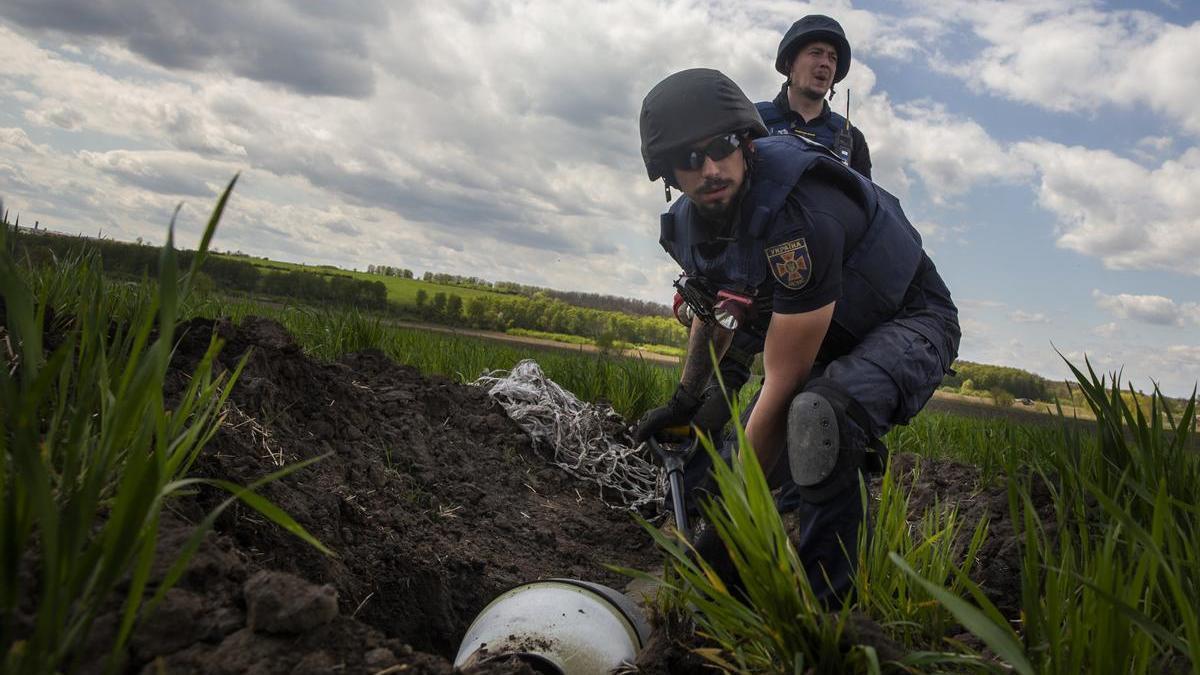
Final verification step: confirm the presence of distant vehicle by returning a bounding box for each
[1016,398,1034,406]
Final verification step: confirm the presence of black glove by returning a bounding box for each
[633,384,704,444]
[691,384,734,443]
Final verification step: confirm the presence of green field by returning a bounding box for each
[213,252,515,306]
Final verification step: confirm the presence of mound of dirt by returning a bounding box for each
[80,316,661,674]
[59,315,1052,673]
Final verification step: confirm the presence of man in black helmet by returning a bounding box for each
[757,15,872,179]
[675,13,877,526]
[635,69,958,606]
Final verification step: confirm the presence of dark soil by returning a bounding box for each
[52,315,1052,674]
[77,316,660,675]
[880,453,1057,619]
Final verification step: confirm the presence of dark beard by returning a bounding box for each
[693,179,739,235]
[695,199,735,222]
[693,181,736,224]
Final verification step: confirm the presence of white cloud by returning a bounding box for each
[0,127,44,153]
[1136,136,1174,154]
[1093,290,1200,327]
[912,220,966,245]
[1018,143,1200,275]
[861,98,1031,203]
[78,150,240,197]
[1132,135,1177,164]
[1010,310,1049,324]
[0,2,1042,303]
[0,0,1195,320]
[0,0,385,98]
[916,2,1200,135]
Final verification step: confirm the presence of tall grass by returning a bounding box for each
[624,391,980,673]
[884,410,1059,481]
[631,354,1197,673]
[855,466,989,652]
[0,181,327,674]
[900,361,1198,674]
[631,433,873,674]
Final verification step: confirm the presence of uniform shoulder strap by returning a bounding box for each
[755,101,787,133]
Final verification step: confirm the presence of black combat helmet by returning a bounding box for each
[775,14,852,83]
[639,68,767,182]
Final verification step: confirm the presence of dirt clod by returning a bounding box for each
[244,570,339,635]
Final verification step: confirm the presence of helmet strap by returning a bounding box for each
[829,83,837,100]
[663,181,672,203]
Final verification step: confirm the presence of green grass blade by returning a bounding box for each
[890,553,1034,675]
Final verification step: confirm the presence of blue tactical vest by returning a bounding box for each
[659,135,924,345]
[755,101,849,159]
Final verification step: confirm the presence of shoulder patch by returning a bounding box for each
[766,238,812,290]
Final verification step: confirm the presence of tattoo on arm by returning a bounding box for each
[679,321,734,396]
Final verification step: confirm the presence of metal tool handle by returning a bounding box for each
[647,434,694,543]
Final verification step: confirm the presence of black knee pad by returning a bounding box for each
[787,378,866,504]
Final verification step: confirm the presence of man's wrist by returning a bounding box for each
[672,382,704,411]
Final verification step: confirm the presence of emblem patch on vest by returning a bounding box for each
[766,238,812,290]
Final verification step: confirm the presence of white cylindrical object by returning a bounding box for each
[454,579,649,675]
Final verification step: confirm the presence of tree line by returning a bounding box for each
[416,271,670,317]
[367,265,414,278]
[413,288,687,347]
[14,231,388,310]
[943,361,1050,401]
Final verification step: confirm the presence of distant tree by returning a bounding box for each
[446,294,463,322]
[465,296,488,327]
[991,388,1014,407]
[596,330,617,353]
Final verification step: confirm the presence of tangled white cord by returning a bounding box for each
[473,359,664,510]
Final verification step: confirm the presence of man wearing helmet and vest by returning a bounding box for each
[673,15,876,519]
[634,69,958,605]
[758,14,872,178]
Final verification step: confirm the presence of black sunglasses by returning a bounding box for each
[670,133,742,171]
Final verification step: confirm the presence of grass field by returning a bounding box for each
[212,252,516,306]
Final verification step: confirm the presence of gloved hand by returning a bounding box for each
[691,384,735,444]
[633,384,704,444]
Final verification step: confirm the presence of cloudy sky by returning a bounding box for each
[1,0,1197,396]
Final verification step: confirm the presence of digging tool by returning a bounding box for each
[646,425,697,543]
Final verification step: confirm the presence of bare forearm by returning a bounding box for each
[742,302,833,484]
[745,378,804,483]
[679,321,733,396]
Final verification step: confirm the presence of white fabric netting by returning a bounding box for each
[473,359,664,511]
